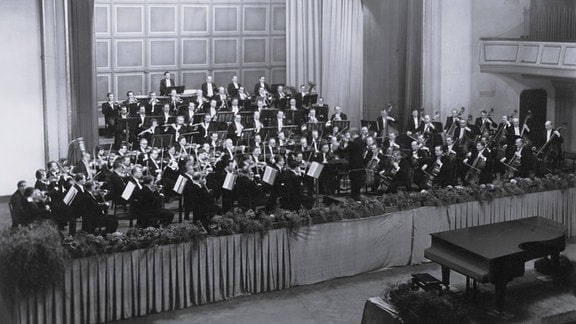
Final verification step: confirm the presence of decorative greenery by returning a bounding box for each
[385,281,470,324]
[534,254,574,283]
[63,222,203,258]
[0,222,70,298]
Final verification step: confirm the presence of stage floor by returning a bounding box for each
[112,239,576,324]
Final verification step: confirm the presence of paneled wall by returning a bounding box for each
[94,0,286,100]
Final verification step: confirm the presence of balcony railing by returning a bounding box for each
[479,40,576,79]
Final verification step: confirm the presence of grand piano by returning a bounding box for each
[424,216,566,310]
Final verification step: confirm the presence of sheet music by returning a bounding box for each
[63,186,78,206]
[307,161,324,179]
[263,166,278,185]
[222,172,237,191]
[173,175,188,194]
[121,181,136,201]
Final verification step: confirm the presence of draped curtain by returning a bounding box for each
[287,0,363,125]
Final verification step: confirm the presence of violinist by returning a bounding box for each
[135,175,174,227]
[82,181,118,234]
[117,143,129,157]
[309,129,321,153]
[251,133,263,149]
[21,187,52,226]
[145,148,163,179]
[184,171,217,228]
[104,159,127,205]
[34,169,50,192]
[220,160,237,212]
[236,164,265,211]
[264,154,286,213]
[281,159,314,211]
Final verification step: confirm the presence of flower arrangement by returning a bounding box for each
[385,281,470,324]
[0,222,70,298]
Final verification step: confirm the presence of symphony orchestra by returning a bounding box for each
[9,73,566,236]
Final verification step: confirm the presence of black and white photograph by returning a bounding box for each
[1,0,576,323]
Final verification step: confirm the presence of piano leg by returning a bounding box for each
[441,266,451,290]
[494,280,508,312]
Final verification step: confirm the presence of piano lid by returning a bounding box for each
[430,217,565,260]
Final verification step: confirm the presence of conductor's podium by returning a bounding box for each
[424,216,566,311]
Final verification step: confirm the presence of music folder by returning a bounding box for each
[121,181,136,201]
[263,166,279,186]
[306,162,324,179]
[63,186,78,206]
[222,172,237,191]
[173,175,188,194]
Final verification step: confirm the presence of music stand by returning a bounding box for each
[126,103,140,115]
[282,125,299,137]
[240,128,254,145]
[262,126,277,139]
[303,94,318,108]
[275,98,288,110]
[180,131,198,144]
[116,117,139,144]
[260,108,280,125]
[305,122,325,133]
[151,134,173,149]
[285,110,304,125]
[239,111,254,124]
[166,86,185,94]
[216,112,235,124]
[314,105,329,121]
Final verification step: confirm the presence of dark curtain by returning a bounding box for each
[68,0,98,151]
[362,0,423,131]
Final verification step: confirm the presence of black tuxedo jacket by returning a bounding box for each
[331,113,348,121]
[253,82,271,95]
[201,82,218,98]
[406,118,423,133]
[102,102,118,120]
[159,78,176,96]
[227,82,241,98]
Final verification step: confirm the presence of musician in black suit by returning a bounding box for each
[158,104,175,128]
[9,180,28,227]
[295,84,308,109]
[330,105,348,121]
[136,176,174,227]
[376,109,397,138]
[159,71,175,96]
[227,113,245,143]
[227,75,241,98]
[281,159,313,211]
[73,152,94,181]
[535,121,564,170]
[201,75,218,99]
[474,110,497,133]
[102,92,120,137]
[103,160,127,205]
[183,172,217,227]
[406,109,423,135]
[273,85,290,109]
[253,76,271,96]
[444,109,460,132]
[82,181,118,234]
[500,138,534,178]
[344,128,366,201]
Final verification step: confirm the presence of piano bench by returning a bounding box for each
[411,273,442,295]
